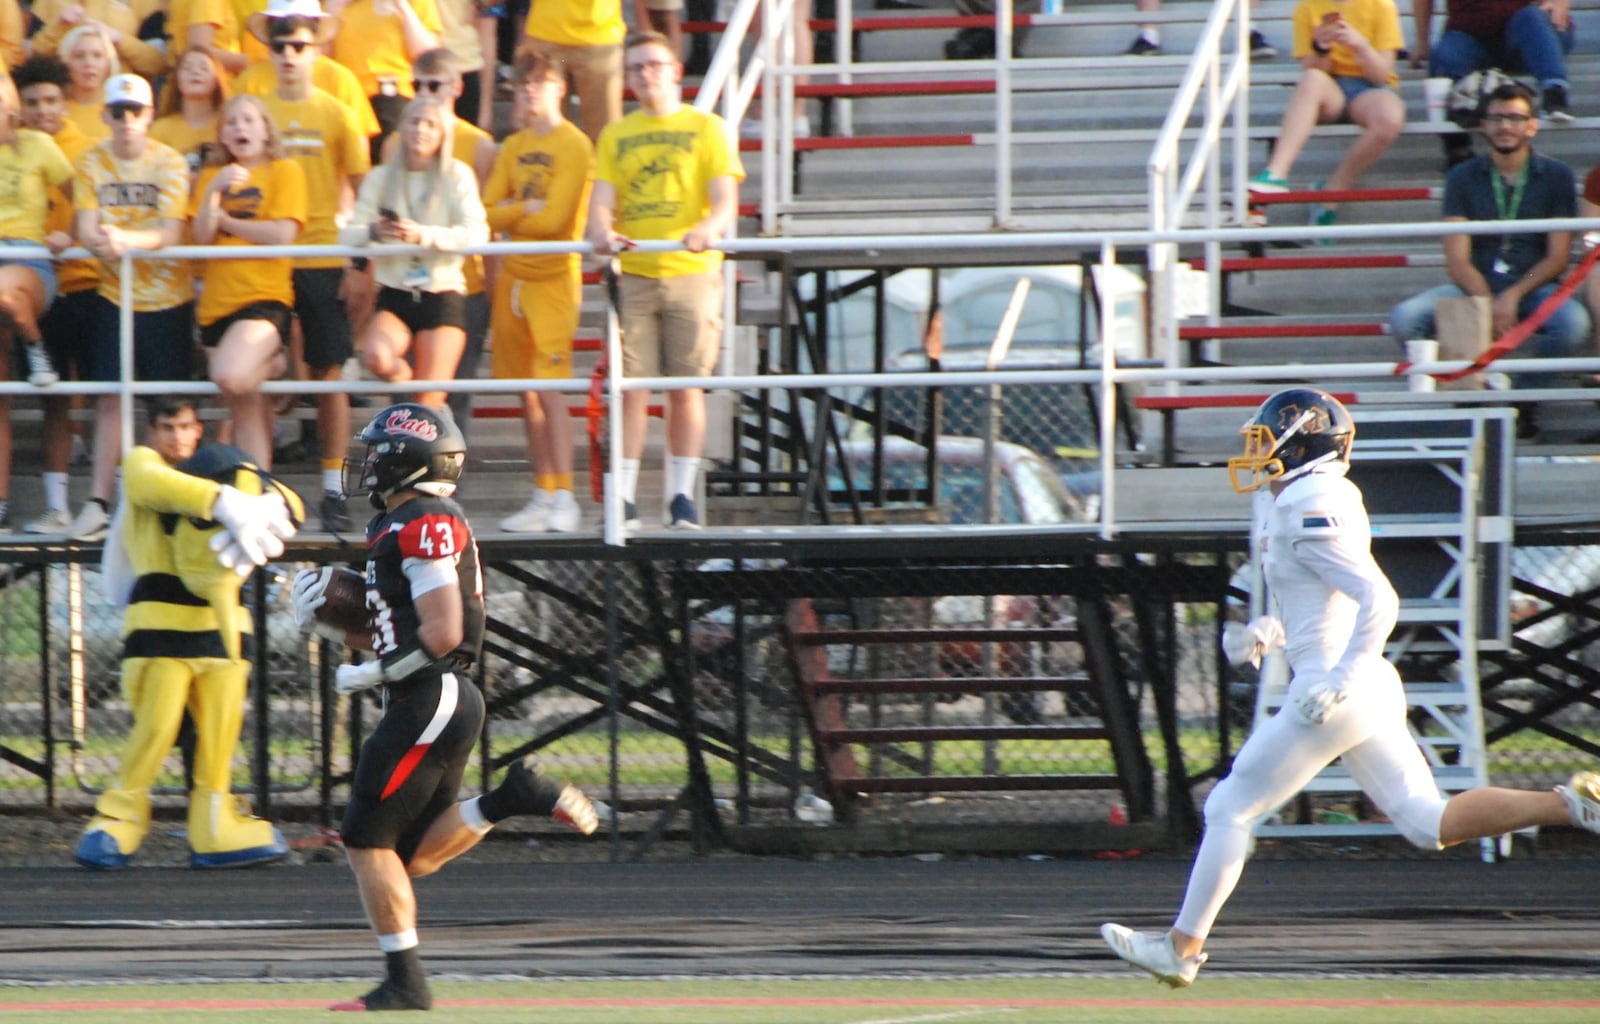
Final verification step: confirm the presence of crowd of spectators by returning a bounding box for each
[0,0,748,537]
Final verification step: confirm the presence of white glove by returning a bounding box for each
[1222,615,1285,668]
[210,485,296,573]
[1294,681,1347,726]
[209,528,286,576]
[292,567,330,626]
[335,660,384,696]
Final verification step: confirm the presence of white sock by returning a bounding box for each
[44,472,68,513]
[377,929,419,953]
[669,456,700,500]
[620,458,641,504]
[459,796,493,835]
[1141,27,1160,45]
[323,469,342,493]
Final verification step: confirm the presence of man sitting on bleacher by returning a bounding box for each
[1388,81,1590,438]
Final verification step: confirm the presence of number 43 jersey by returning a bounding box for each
[365,495,486,671]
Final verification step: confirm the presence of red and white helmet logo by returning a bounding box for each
[383,409,439,442]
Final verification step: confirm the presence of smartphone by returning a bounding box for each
[379,207,399,221]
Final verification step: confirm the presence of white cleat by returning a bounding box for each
[1557,771,1600,834]
[1100,923,1206,988]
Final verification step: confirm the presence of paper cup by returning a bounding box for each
[1424,77,1452,125]
[1405,338,1439,392]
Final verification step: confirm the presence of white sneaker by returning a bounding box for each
[22,341,58,387]
[499,491,552,533]
[1100,923,1206,988]
[1557,771,1600,833]
[69,501,110,542]
[23,508,73,535]
[545,489,581,533]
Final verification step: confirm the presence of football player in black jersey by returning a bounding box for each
[290,402,599,1013]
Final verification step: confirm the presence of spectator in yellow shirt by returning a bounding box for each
[30,0,169,78]
[15,54,99,536]
[191,95,309,467]
[588,31,743,530]
[71,74,195,542]
[152,48,233,176]
[327,0,443,148]
[237,0,382,139]
[60,24,120,142]
[0,0,25,69]
[0,75,75,530]
[486,53,594,534]
[249,0,373,530]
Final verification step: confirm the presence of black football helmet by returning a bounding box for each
[346,403,466,509]
[1228,388,1355,493]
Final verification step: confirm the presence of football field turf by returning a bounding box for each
[2,978,1598,1023]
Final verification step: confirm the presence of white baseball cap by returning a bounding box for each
[104,74,153,109]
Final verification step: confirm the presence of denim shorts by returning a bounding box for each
[1336,75,1395,112]
[0,239,59,311]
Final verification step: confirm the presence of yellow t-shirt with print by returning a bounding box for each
[47,121,99,295]
[261,89,373,269]
[331,0,444,98]
[0,129,76,243]
[485,119,593,282]
[235,58,383,138]
[524,0,625,48]
[190,158,307,324]
[595,105,744,279]
[1291,0,1403,86]
[74,139,194,311]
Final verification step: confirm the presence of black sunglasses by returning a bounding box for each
[108,104,146,120]
[270,40,312,55]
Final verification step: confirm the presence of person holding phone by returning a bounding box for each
[1247,0,1406,235]
[340,96,488,411]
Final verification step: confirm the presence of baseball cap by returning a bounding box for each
[104,74,153,109]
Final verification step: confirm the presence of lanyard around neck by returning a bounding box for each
[1490,161,1529,222]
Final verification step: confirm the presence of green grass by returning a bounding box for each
[0,977,1595,1024]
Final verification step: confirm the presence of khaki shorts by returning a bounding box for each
[520,39,622,141]
[618,270,722,378]
[642,0,684,11]
[491,272,581,380]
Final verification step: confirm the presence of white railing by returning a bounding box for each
[19,215,1600,546]
[1146,0,1253,386]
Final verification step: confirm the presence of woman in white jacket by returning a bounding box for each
[341,96,488,411]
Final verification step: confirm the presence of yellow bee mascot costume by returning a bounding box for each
[76,443,304,869]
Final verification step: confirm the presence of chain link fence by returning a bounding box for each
[2,541,1598,858]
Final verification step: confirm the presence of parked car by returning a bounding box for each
[830,434,1088,525]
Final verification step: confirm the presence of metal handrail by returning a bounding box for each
[38,215,1600,544]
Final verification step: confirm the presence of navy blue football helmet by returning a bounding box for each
[1228,388,1355,493]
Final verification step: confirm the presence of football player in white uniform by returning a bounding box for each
[1101,387,1600,988]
